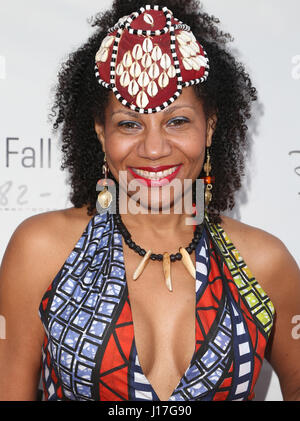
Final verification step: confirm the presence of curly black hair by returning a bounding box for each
[50,0,257,223]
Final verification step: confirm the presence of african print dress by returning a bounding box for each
[39,211,275,401]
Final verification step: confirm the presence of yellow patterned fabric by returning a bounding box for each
[207,218,275,337]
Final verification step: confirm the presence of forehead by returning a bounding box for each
[106,86,203,115]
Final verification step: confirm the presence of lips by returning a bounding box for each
[128,164,182,187]
[132,165,178,172]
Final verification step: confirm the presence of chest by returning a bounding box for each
[123,243,197,368]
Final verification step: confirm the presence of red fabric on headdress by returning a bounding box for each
[95,5,209,113]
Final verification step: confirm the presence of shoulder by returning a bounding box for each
[1,206,93,297]
[219,214,300,306]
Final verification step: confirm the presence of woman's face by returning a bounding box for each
[95,86,215,212]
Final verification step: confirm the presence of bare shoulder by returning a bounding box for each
[219,214,300,304]
[1,206,93,298]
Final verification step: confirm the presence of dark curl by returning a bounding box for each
[50,0,257,223]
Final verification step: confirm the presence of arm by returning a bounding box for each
[0,216,56,400]
[220,216,300,401]
[263,241,300,401]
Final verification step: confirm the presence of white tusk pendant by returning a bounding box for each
[179,247,196,279]
[133,250,152,281]
[163,252,173,292]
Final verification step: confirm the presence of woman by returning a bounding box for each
[0,0,299,401]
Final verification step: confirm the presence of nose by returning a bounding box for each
[137,123,172,160]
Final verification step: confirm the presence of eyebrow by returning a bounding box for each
[111,104,195,119]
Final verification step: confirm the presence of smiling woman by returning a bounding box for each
[0,0,300,402]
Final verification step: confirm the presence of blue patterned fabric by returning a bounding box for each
[39,211,274,401]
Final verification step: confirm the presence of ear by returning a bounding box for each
[206,114,217,148]
[94,120,106,152]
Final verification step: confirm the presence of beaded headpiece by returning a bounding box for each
[95,4,209,113]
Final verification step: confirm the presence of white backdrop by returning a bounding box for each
[1,0,300,401]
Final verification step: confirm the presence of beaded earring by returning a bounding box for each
[203,148,215,208]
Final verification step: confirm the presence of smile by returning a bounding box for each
[131,165,179,180]
[128,164,182,186]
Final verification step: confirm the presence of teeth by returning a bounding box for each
[131,166,179,180]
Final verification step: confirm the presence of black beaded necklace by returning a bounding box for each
[113,212,203,262]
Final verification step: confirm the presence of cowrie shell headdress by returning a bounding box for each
[95,5,209,113]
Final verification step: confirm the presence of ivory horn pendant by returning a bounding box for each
[163,252,173,292]
[179,247,196,279]
[133,249,152,281]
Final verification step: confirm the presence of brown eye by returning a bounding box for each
[167,117,190,127]
[118,120,141,130]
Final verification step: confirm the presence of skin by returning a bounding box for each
[0,87,300,401]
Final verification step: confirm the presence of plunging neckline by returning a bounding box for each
[116,222,205,401]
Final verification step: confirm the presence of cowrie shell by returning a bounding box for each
[132,44,143,61]
[142,38,153,53]
[95,48,108,63]
[102,35,115,49]
[189,41,200,54]
[151,45,162,61]
[144,13,154,25]
[119,71,130,87]
[195,55,207,68]
[128,79,139,96]
[167,65,176,78]
[160,53,171,70]
[130,62,142,78]
[116,63,124,76]
[138,71,150,88]
[176,34,188,46]
[158,71,169,89]
[182,57,193,71]
[141,53,152,69]
[179,45,191,58]
[122,51,133,68]
[187,44,197,57]
[191,57,201,71]
[136,91,149,109]
[148,62,160,80]
[180,31,194,42]
[147,80,158,97]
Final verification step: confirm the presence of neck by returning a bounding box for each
[118,200,195,236]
